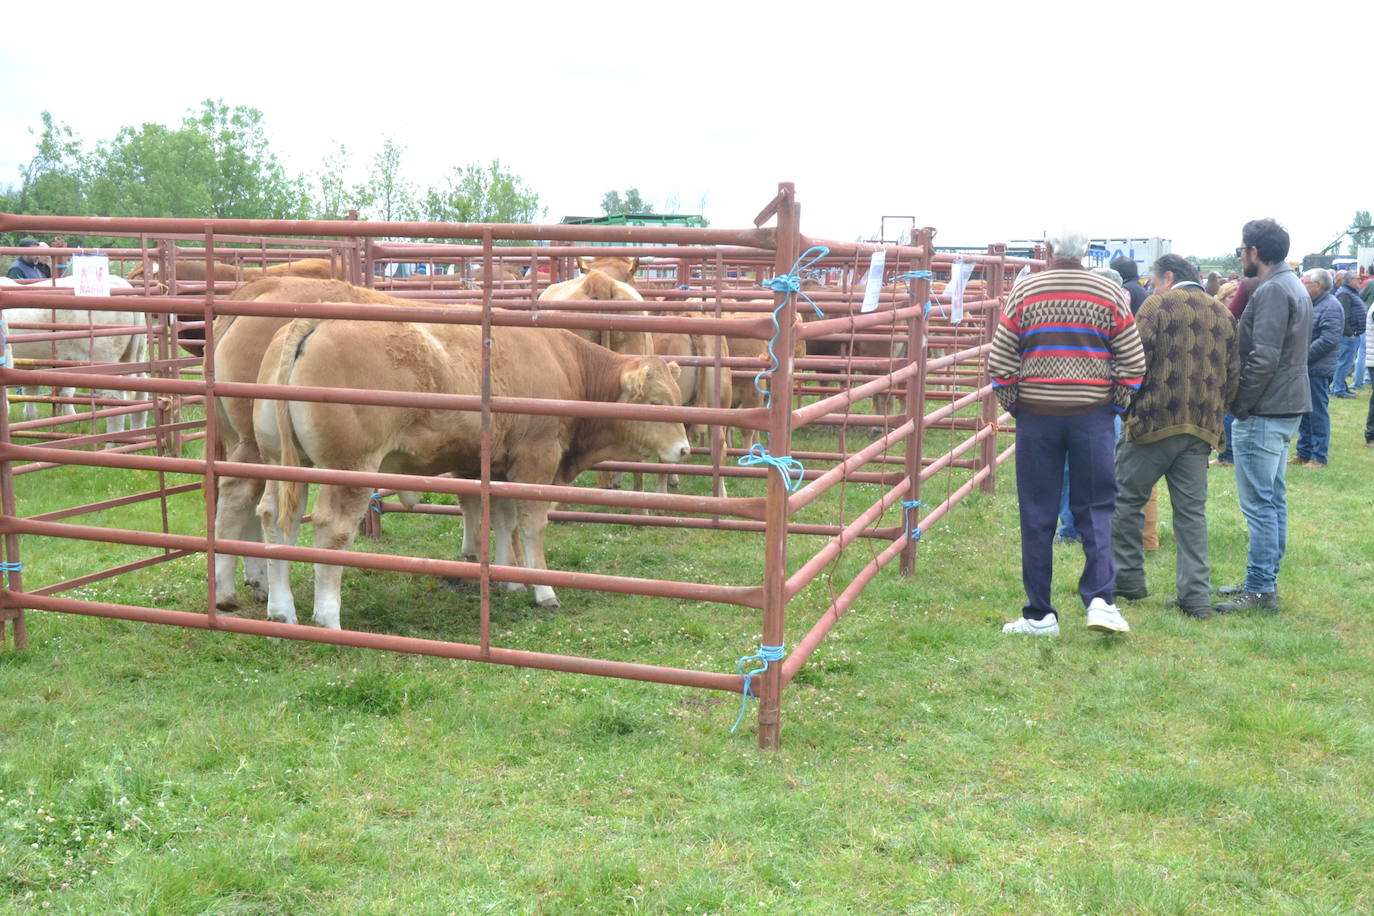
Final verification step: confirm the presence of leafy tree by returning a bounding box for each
[183,99,310,219]
[352,138,418,223]
[424,159,544,233]
[600,188,654,215]
[1349,210,1373,254]
[313,142,359,220]
[16,112,88,218]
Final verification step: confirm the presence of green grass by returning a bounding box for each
[2,394,1374,913]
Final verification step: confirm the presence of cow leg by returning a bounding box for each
[99,388,127,448]
[309,484,372,630]
[515,500,559,608]
[213,473,267,609]
[257,480,305,625]
[458,495,524,592]
[21,386,40,421]
[58,386,76,417]
[458,493,481,562]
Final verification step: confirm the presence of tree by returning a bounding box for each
[183,99,310,219]
[600,188,654,215]
[313,142,360,220]
[1349,210,1373,254]
[425,160,543,226]
[17,111,88,218]
[352,138,418,223]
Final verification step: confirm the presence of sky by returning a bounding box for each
[3,0,1372,260]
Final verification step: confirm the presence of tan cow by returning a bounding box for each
[576,255,638,284]
[538,268,652,356]
[652,316,733,492]
[252,319,690,628]
[211,277,411,608]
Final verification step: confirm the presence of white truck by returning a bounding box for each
[1087,237,1171,275]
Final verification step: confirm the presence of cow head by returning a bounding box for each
[578,256,639,284]
[616,357,691,463]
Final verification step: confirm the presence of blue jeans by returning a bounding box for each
[1217,412,1235,462]
[1353,334,1367,389]
[1232,414,1302,594]
[1332,336,1360,394]
[1296,375,1332,464]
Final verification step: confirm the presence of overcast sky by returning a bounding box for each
[3,0,1371,259]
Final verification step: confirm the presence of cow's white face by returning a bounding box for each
[618,359,691,463]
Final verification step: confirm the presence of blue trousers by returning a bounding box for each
[1016,406,1118,619]
[1354,334,1368,389]
[1332,336,1361,394]
[1296,375,1332,464]
[1232,414,1302,594]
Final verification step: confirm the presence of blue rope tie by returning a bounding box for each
[889,269,943,319]
[0,560,20,586]
[901,499,931,540]
[754,245,830,406]
[738,443,805,492]
[731,643,786,734]
[370,492,383,515]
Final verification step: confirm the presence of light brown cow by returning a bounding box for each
[576,255,638,284]
[538,268,652,356]
[652,316,733,492]
[252,319,690,627]
[211,277,411,608]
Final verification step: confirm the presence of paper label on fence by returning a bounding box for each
[861,250,886,313]
[71,254,111,297]
[947,260,974,324]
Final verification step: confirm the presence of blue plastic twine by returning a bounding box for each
[370,492,383,515]
[738,443,805,492]
[0,560,21,586]
[731,643,786,734]
[754,245,830,407]
[888,269,942,319]
[901,499,931,540]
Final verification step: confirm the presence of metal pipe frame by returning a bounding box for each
[0,196,1034,751]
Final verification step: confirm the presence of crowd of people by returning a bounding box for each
[990,220,1370,635]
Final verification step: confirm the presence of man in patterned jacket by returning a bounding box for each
[1111,254,1239,618]
[989,233,1147,636]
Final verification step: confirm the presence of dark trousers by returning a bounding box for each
[1112,434,1212,609]
[1296,374,1332,464]
[1365,383,1374,443]
[1015,406,1118,619]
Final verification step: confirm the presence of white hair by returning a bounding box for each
[1301,268,1332,292]
[1092,267,1124,286]
[1046,233,1089,263]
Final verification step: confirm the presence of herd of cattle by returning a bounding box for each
[2,256,821,630]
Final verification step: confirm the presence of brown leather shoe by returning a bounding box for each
[1303,460,1326,468]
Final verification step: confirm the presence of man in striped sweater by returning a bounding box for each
[988,233,1147,636]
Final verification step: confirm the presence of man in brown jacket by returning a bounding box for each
[1111,254,1239,618]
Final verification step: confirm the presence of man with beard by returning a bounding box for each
[1216,219,1311,614]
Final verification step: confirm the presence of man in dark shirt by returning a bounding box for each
[1331,271,1366,397]
[4,238,52,280]
[1111,255,1150,314]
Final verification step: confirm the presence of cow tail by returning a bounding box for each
[273,318,320,532]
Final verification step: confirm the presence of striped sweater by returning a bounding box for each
[988,267,1146,416]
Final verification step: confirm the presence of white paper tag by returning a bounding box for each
[1012,265,1032,288]
[861,250,887,313]
[947,260,974,324]
[71,254,111,297]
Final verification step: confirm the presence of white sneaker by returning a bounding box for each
[1086,597,1130,633]
[1002,615,1059,636]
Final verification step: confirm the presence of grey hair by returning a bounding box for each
[1046,232,1090,262]
[1092,267,1124,286]
[1301,268,1332,292]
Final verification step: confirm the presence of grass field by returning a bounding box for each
[1,393,1373,914]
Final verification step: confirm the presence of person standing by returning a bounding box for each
[1111,255,1151,314]
[1294,269,1343,467]
[4,238,52,280]
[1216,219,1311,614]
[1331,271,1365,398]
[989,233,1146,635]
[1358,267,1374,392]
[1111,255,1238,618]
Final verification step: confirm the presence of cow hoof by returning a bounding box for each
[215,594,241,612]
[537,595,562,609]
[267,612,297,625]
[245,581,268,602]
[501,582,528,594]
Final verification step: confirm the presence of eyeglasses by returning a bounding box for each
[1236,246,1249,258]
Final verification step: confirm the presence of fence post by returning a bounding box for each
[978,243,1007,493]
[756,182,798,750]
[900,229,935,575]
[0,357,26,649]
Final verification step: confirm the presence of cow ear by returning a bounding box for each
[577,257,591,273]
[620,365,649,398]
[627,257,639,274]
[666,360,681,379]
